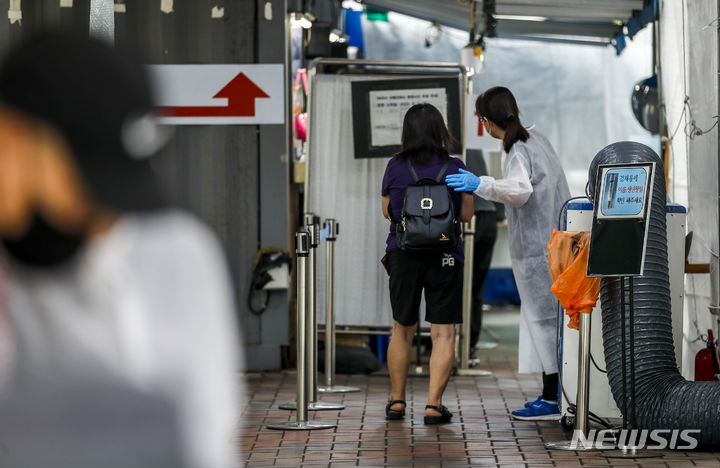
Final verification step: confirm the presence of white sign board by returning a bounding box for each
[149,64,284,125]
[368,87,447,146]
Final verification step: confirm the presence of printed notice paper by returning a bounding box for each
[368,88,447,147]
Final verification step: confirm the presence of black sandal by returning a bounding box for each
[385,400,406,420]
[424,405,452,424]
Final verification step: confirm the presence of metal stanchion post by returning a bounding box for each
[457,216,492,377]
[545,311,596,451]
[319,219,359,393]
[307,220,319,402]
[281,215,344,411]
[268,231,335,430]
[575,312,592,435]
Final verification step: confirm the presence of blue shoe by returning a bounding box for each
[524,395,542,408]
[511,399,560,421]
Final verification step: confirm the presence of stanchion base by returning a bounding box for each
[456,368,493,376]
[279,401,345,411]
[411,366,430,377]
[309,401,345,410]
[601,448,663,459]
[481,327,501,341]
[318,385,360,393]
[475,341,498,350]
[266,421,336,431]
[544,440,603,451]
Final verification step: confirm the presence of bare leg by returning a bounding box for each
[427,323,455,416]
[387,321,417,411]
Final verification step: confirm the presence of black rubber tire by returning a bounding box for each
[560,415,575,431]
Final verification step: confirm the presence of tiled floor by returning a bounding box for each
[238,310,720,467]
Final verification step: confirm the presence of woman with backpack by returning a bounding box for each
[445,87,571,421]
[381,103,473,424]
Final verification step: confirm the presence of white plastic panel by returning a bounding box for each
[560,205,685,421]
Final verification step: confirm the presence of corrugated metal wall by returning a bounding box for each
[0,0,289,370]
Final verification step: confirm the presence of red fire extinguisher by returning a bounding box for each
[694,329,720,381]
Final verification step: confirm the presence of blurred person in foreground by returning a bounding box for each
[0,32,240,467]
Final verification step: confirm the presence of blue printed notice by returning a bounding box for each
[600,167,648,217]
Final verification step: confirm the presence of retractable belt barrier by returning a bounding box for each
[267,230,335,431]
[279,214,344,413]
[319,218,360,393]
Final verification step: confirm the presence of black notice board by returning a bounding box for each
[587,219,646,276]
[350,77,463,159]
[586,162,654,277]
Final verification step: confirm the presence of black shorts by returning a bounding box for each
[387,250,463,326]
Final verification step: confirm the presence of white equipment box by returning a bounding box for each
[559,200,686,424]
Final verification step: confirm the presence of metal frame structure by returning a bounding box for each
[303,58,485,374]
[303,58,468,216]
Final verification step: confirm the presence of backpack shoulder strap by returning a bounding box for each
[405,159,420,183]
[434,159,452,183]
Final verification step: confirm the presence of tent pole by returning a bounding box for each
[716,0,720,336]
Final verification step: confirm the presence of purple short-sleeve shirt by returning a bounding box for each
[381,154,466,261]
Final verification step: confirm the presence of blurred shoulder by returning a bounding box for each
[128,210,225,265]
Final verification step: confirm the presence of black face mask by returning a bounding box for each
[1,213,86,268]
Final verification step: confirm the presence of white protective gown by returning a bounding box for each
[475,128,570,374]
[1,210,241,468]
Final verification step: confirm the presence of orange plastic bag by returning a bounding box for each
[547,230,601,330]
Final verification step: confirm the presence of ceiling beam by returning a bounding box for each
[363,0,623,40]
[496,5,635,22]
[497,18,620,38]
[497,0,643,8]
[364,0,643,23]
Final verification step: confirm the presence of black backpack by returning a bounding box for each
[396,159,460,251]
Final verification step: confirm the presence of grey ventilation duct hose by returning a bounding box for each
[588,141,720,446]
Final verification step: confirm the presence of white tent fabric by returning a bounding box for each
[363,12,658,197]
[660,0,719,379]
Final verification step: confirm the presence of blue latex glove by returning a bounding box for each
[445,168,481,192]
[319,224,331,241]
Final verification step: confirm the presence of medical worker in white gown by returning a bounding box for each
[446,87,570,420]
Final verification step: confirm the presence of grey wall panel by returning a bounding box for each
[115,1,264,365]
[254,0,290,368]
[0,0,90,57]
[0,0,19,57]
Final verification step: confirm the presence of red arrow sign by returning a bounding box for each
[158,72,270,118]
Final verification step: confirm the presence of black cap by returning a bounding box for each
[0,32,171,212]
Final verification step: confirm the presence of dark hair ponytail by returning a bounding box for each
[502,114,529,153]
[475,87,529,153]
